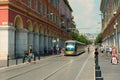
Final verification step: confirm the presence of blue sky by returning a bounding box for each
[69,0,101,34]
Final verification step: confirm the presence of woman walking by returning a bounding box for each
[111,46,118,64]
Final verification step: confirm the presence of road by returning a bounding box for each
[0,51,95,80]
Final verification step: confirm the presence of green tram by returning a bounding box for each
[64,40,85,56]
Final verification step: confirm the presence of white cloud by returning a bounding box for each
[69,0,101,33]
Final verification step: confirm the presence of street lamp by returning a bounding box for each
[43,12,54,19]
[113,11,118,53]
[114,22,118,53]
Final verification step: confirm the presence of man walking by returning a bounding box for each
[94,48,99,65]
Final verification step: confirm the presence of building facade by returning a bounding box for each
[100,0,120,52]
[0,0,74,61]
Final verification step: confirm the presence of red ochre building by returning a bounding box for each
[0,0,75,62]
[100,0,120,52]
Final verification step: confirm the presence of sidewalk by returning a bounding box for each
[0,55,59,69]
[99,53,120,80]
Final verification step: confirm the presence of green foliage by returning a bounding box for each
[94,32,102,44]
[72,32,92,45]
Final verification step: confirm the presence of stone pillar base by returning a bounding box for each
[0,54,7,60]
[0,54,7,67]
[0,60,7,68]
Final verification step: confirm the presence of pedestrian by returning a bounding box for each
[111,46,118,64]
[109,46,112,56]
[61,47,65,56]
[53,46,57,54]
[50,47,54,55]
[24,50,31,63]
[88,46,90,53]
[100,46,104,53]
[94,48,99,65]
[106,46,110,56]
[29,45,34,61]
[57,47,59,55]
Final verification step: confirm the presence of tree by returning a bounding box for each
[95,32,102,44]
[72,32,79,41]
[72,32,92,45]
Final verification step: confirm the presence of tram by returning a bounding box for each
[64,40,85,56]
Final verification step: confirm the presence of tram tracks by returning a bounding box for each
[5,56,70,80]
[1,52,94,80]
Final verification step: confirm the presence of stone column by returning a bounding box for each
[44,35,49,54]
[118,32,120,52]
[48,36,52,50]
[28,31,33,49]
[0,26,15,60]
[15,28,28,57]
[39,34,44,55]
[33,32,39,53]
[0,26,15,67]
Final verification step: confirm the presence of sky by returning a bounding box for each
[69,0,101,34]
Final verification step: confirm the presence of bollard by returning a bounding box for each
[95,57,99,65]
[38,53,40,60]
[23,57,25,63]
[7,55,9,67]
[96,77,103,80]
[96,70,101,77]
[95,65,100,70]
[15,54,18,65]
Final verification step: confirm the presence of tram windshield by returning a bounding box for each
[65,42,75,51]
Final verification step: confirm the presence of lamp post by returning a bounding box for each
[114,22,118,54]
[113,11,119,54]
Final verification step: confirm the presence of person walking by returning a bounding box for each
[29,45,35,61]
[109,46,112,56]
[106,46,110,56]
[111,46,118,64]
[94,48,99,65]
[100,46,104,53]
[88,46,90,53]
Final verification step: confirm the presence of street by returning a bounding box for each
[0,50,95,80]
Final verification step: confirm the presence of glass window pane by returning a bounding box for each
[65,42,75,51]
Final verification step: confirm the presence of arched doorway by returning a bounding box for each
[33,23,39,53]
[14,15,28,57]
[39,25,44,55]
[27,20,33,50]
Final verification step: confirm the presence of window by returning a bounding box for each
[65,42,75,51]
[48,9,51,19]
[17,0,21,1]
[50,11,53,20]
[40,2,43,15]
[51,0,58,9]
[34,0,37,10]
[28,0,31,7]
[43,4,46,16]
[48,0,51,3]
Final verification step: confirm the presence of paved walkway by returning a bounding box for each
[0,55,59,69]
[99,53,120,80]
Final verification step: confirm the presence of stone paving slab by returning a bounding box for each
[99,53,120,80]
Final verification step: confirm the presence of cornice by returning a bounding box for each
[100,0,104,11]
[64,0,73,12]
[0,1,9,4]
[0,1,63,32]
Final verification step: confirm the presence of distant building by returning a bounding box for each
[80,33,97,42]
[100,0,120,51]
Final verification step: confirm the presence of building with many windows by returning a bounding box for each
[0,0,74,62]
[100,0,120,52]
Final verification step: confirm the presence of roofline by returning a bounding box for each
[100,0,104,11]
[64,0,73,12]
